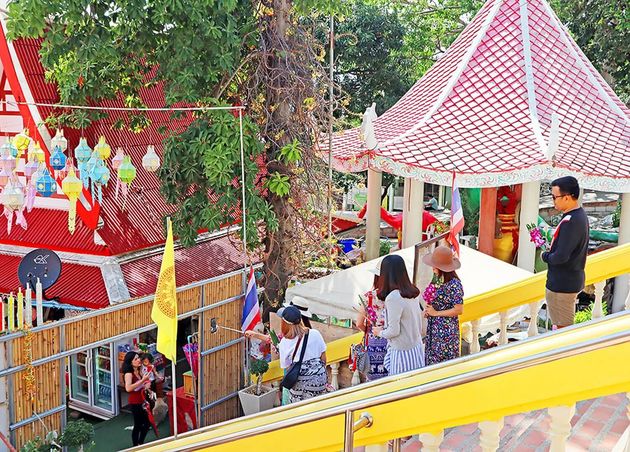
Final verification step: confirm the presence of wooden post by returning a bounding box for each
[478,187,498,256]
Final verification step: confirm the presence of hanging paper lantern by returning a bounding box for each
[0,169,11,187]
[118,156,137,185]
[27,142,46,164]
[89,159,110,203]
[1,177,26,234]
[94,136,111,160]
[117,156,136,208]
[50,129,68,152]
[74,138,92,187]
[13,129,31,157]
[1,142,18,159]
[35,168,58,197]
[0,148,16,173]
[50,145,67,178]
[61,168,82,234]
[112,148,125,199]
[142,145,161,172]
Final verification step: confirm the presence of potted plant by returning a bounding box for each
[238,358,278,416]
[59,420,95,452]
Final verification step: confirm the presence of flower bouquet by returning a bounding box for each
[422,275,442,305]
[358,293,377,325]
[526,223,551,250]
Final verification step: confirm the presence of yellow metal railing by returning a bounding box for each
[263,243,630,382]
[138,312,630,451]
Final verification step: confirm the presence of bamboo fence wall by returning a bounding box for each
[2,271,245,449]
[200,274,245,426]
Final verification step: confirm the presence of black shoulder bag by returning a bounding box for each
[280,331,310,390]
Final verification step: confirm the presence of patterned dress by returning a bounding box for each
[365,292,388,381]
[425,278,464,365]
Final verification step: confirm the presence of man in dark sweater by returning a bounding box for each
[541,176,589,328]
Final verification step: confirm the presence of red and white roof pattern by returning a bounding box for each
[325,0,630,192]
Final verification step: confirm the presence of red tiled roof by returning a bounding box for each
[325,0,630,192]
[0,208,108,255]
[121,234,249,299]
[0,254,109,309]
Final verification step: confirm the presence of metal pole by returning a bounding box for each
[171,360,178,438]
[343,409,354,452]
[327,14,334,266]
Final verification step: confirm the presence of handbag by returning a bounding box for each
[280,331,310,390]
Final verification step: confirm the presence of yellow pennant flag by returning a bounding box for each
[151,218,178,361]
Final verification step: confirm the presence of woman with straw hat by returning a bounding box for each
[422,245,464,365]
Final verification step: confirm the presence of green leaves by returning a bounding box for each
[265,172,291,197]
[278,139,302,164]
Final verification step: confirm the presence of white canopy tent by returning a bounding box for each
[286,245,534,340]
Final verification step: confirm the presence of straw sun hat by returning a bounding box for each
[422,245,461,272]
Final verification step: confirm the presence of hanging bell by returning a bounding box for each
[61,168,83,234]
[35,168,58,197]
[50,129,68,152]
[1,142,18,159]
[94,136,111,160]
[13,129,31,156]
[142,145,161,172]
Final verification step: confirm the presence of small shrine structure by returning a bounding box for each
[323,0,629,295]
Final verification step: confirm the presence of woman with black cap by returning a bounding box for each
[278,305,327,403]
[422,245,464,365]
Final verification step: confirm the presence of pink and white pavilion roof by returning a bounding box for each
[325,0,630,192]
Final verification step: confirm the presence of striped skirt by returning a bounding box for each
[383,342,425,376]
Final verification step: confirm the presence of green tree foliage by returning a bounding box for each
[551,0,629,104]
[7,0,343,306]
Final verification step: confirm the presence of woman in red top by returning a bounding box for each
[122,352,151,446]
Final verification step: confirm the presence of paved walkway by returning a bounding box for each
[379,393,629,451]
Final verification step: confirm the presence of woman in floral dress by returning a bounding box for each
[422,246,465,365]
[357,264,388,380]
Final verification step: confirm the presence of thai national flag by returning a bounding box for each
[448,172,465,257]
[241,267,261,332]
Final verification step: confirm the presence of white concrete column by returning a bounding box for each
[329,362,339,390]
[366,169,383,261]
[548,404,576,451]
[613,193,630,312]
[401,177,424,249]
[479,418,504,452]
[517,181,541,272]
[419,431,444,451]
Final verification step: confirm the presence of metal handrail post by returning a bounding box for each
[343,409,354,452]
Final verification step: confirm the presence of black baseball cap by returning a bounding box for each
[277,306,301,324]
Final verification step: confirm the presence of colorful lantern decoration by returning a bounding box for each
[89,158,110,203]
[61,168,82,234]
[74,138,92,187]
[142,145,161,172]
[1,176,26,234]
[1,141,18,159]
[13,129,31,157]
[35,168,58,197]
[94,136,111,160]
[0,169,11,188]
[27,142,46,164]
[50,129,68,153]
[118,156,136,208]
[0,146,15,187]
[50,145,67,178]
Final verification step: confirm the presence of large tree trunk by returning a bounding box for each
[260,0,296,312]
